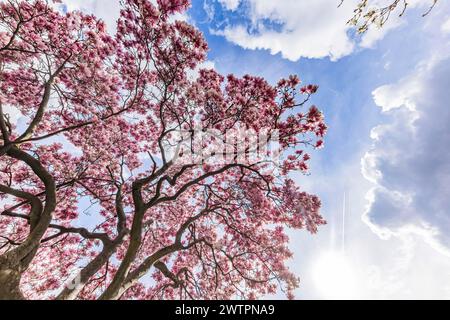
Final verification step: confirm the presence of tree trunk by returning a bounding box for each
[0,268,24,300]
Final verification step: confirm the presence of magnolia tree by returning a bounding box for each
[0,0,326,300]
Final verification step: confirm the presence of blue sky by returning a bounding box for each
[33,0,450,299]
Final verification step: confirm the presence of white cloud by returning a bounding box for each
[218,0,241,11]
[210,0,445,61]
[362,52,450,257]
[212,0,358,61]
[360,0,450,258]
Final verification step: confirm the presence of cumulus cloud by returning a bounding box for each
[211,0,358,61]
[362,53,450,256]
[209,0,442,61]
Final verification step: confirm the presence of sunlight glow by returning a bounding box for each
[311,251,359,299]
